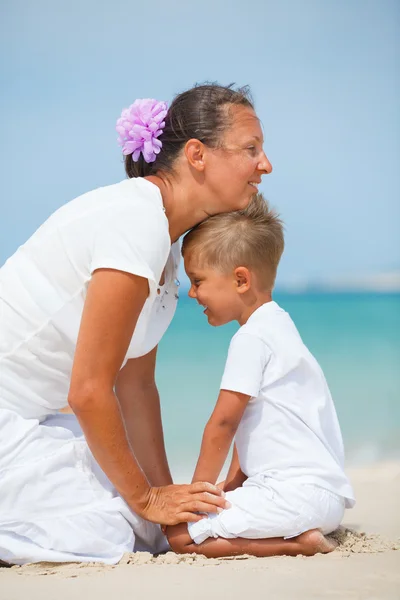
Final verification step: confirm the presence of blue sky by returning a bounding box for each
[1,0,399,287]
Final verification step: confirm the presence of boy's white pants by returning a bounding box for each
[188,474,345,545]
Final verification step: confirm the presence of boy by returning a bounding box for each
[167,194,355,558]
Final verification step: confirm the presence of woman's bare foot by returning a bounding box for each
[295,529,338,556]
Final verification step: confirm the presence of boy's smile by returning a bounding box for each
[184,256,242,327]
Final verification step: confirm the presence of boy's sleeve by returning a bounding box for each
[220,333,271,398]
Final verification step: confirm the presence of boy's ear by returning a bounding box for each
[234,267,251,294]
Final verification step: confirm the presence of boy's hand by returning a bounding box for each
[223,471,247,493]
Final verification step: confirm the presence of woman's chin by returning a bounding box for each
[224,193,253,213]
[241,191,255,208]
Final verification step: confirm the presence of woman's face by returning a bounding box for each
[203,105,272,214]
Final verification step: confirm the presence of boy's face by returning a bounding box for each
[184,253,242,327]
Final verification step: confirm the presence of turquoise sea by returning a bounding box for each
[156,292,400,481]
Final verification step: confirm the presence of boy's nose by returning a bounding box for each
[188,286,196,299]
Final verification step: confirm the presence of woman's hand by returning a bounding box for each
[138,482,230,525]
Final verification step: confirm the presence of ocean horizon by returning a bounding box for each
[156,291,400,481]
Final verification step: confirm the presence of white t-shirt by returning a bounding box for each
[221,301,355,507]
[0,177,180,420]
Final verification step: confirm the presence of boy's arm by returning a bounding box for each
[192,390,250,485]
[223,443,247,492]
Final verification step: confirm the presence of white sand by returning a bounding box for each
[1,462,399,600]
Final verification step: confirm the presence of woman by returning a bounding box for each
[0,83,272,564]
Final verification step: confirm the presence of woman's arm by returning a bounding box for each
[68,268,227,524]
[192,390,250,485]
[115,348,173,487]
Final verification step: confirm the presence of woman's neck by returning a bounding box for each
[145,174,209,243]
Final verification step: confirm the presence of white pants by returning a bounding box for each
[188,474,345,545]
[0,409,168,565]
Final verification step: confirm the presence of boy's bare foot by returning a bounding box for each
[295,529,338,555]
[167,524,338,559]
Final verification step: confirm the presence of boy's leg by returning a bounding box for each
[166,523,337,558]
[166,478,344,558]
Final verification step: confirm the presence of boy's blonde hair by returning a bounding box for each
[182,194,284,290]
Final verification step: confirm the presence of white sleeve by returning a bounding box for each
[90,205,170,286]
[220,333,270,398]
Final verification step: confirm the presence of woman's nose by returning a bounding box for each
[259,152,273,174]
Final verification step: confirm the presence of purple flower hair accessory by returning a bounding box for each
[116,98,168,163]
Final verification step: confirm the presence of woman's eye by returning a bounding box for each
[247,146,257,155]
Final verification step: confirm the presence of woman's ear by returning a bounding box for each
[184,139,205,172]
[235,267,251,294]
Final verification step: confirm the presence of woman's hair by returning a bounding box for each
[125,83,254,178]
[182,194,285,291]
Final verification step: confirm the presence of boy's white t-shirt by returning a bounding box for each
[0,177,180,420]
[220,301,355,507]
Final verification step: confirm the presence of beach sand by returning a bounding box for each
[1,462,399,600]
